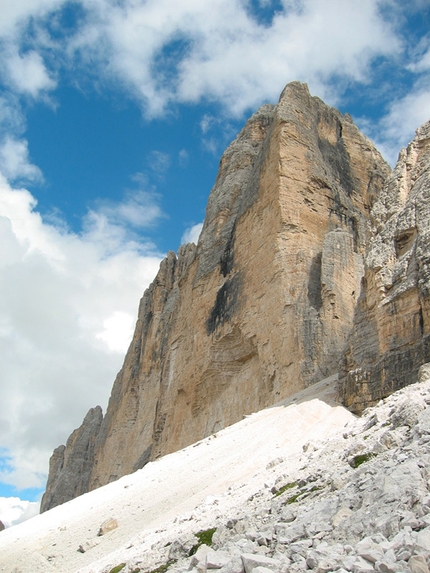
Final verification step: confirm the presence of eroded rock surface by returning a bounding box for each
[341,120,430,413]
[40,406,103,512]
[43,82,389,510]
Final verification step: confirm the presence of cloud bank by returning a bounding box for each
[0,496,40,528]
[0,1,428,155]
[0,175,162,490]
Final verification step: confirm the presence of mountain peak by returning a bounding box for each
[40,81,430,516]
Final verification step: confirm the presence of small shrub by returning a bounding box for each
[352,452,376,468]
[109,565,126,573]
[188,527,217,555]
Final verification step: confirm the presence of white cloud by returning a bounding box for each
[410,46,430,73]
[0,0,63,37]
[5,49,56,97]
[200,114,216,134]
[358,77,430,166]
[147,151,171,175]
[61,0,402,117]
[89,189,164,237]
[0,177,162,489]
[96,311,135,353]
[181,222,203,245]
[0,496,40,528]
[0,137,43,183]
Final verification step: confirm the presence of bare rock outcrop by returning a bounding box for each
[341,120,430,413]
[42,82,389,510]
[40,406,103,512]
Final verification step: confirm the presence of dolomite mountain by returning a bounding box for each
[41,81,430,513]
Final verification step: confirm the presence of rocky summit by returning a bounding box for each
[41,81,430,513]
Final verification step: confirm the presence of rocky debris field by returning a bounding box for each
[86,368,430,573]
[4,371,430,573]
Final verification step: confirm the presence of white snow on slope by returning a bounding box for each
[0,378,354,573]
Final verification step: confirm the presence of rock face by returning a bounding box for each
[40,407,103,512]
[341,120,430,412]
[42,81,390,511]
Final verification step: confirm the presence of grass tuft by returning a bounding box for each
[352,453,377,468]
[144,559,177,573]
[188,527,217,556]
[273,481,297,498]
[109,565,126,573]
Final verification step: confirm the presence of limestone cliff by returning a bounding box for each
[41,407,103,511]
[41,82,389,511]
[341,120,430,412]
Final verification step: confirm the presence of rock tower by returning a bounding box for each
[42,81,407,511]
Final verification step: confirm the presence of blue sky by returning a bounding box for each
[0,0,429,524]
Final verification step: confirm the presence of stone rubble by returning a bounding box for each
[110,368,430,573]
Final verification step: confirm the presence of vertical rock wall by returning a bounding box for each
[41,82,389,511]
[341,120,430,412]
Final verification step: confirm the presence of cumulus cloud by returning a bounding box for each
[371,82,430,165]
[52,0,401,119]
[0,496,40,527]
[0,0,426,154]
[0,0,63,37]
[0,137,43,183]
[4,50,56,97]
[0,176,162,490]
[181,222,203,245]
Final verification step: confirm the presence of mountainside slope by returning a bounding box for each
[0,378,354,573]
[41,82,390,511]
[4,370,430,573]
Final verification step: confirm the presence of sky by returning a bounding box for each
[0,0,429,526]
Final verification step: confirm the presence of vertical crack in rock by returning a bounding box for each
[308,252,323,311]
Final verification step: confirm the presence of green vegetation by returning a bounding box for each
[284,492,301,504]
[109,565,126,573]
[273,481,297,498]
[352,452,377,468]
[144,559,177,573]
[274,481,323,504]
[188,527,217,556]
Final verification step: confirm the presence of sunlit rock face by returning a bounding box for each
[341,120,430,413]
[41,82,390,511]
